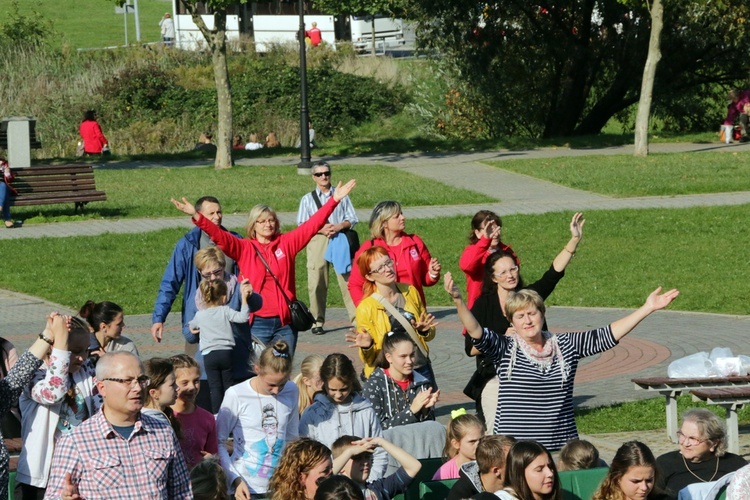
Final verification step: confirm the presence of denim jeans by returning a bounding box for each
[250,316,298,358]
[0,182,12,221]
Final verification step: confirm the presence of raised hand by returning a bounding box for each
[170,197,196,216]
[413,311,439,333]
[569,212,585,240]
[240,279,253,297]
[485,220,501,241]
[443,272,463,300]
[333,179,356,202]
[345,328,374,349]
[645,286,680,312]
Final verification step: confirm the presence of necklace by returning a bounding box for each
[682,453,720,482]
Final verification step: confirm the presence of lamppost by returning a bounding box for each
[297,0,312,174]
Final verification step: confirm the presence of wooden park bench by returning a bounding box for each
[691,387,750,454]
[10,164,107,212]
[632,376,750,443]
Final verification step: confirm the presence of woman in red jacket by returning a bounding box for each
[171,179,356,357]
[79,110,108,155]
[459,210,518,309]
[348,201,441,307]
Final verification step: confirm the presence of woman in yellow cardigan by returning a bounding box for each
[346,246,438,385]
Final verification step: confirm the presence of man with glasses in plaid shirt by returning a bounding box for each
[44,352,191,499]
[297,161,358,335]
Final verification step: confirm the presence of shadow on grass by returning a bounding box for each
[12,206,129,223]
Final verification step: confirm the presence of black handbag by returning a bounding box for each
[252,245,315,332]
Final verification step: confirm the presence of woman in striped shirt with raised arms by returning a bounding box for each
[444,272,678,451]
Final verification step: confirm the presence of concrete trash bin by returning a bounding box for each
[0,116,42,168]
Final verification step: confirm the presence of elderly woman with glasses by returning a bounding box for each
[171,179,356,358]
[656,408,747,497]
[346,246,438,383]
[466,213,585,429]
[347,200,441,307]
[446,272,679,451]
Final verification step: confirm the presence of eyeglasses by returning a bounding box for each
[313,172,331,178]
[200,268,223,280]
[102,375,151,388]
[676,431,708,446]
[494,266,519,279]
[369,259,394,275]
[255,218,277,226]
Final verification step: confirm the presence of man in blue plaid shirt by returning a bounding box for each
[44,352,191,499]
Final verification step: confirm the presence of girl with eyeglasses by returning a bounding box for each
[466,212,585,429]
[347,200,441,307]
[171,179,356,358]
[18,313,102,500]
[346,246,438,384]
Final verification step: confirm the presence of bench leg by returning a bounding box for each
[74,201,88,213]
[665,392,680,443]
[724,404,742,455]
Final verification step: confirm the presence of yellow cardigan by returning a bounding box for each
[355,283,436,378]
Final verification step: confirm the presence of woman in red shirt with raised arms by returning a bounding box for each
[348,200,441,307]
[171,179,356,357]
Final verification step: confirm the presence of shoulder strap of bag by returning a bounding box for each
[310,190,323,210]
[252,243,293,307]
[371,292,428,358]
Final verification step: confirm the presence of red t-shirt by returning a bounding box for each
[384,368,413,392]
[174,406,218,469]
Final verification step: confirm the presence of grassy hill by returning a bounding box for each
[0,0,169,49]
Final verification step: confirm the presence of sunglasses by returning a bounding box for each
[313,172,331,177]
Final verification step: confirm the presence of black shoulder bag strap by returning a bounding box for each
[251,243,294,308]
[310,189,323,210]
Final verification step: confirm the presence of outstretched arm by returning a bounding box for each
[552,212,585,272]
[610,287,679,341]
[444,272,482,339]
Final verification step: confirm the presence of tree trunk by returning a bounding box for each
[184,3,234,169]
[371,17,376,56]
[634,0,664,157]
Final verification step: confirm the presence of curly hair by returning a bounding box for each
[269,438,332,500]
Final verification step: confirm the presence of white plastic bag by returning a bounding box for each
[668,352,715,378]
[714,357,746,377]
[709,347,734,362]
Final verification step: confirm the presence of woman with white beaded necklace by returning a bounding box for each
[656,409,747,498]
[217,340,299,500]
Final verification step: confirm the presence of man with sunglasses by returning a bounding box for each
[45,352,192,498]
[297,161,358,335]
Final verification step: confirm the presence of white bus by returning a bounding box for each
[170,1,404,53]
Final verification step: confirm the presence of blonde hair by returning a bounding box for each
[444,413,485,460]
[195,247,226,273]
[245,204,280,239]
[505,289,546,323]
[368,201,403,240]
[558,439,600,471]
[258,340,293,376]
[294,354,324,414]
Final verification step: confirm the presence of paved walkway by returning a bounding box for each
[2,142,750,461]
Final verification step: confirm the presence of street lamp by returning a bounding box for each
[297,0,312,173]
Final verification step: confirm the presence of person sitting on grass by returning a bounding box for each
[331,435,422,500]
[447,435,516,500]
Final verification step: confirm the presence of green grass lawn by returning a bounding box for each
[2,0,167,49]
[484,151,750,197]
[9,164,496,224]
[3,204,750,316]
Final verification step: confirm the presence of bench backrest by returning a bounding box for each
[559,467,608,500]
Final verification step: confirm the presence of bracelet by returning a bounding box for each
[38,333,54,346]
[429,273,439,280]
[564,248,576,255]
